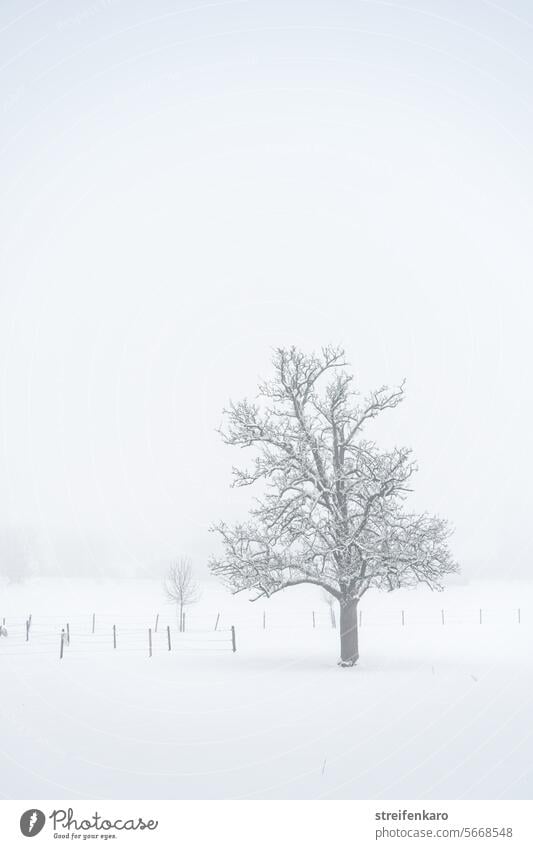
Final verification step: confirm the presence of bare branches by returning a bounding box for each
[343,382,406,446]
[164,558,201,607]
[210,345,458,605]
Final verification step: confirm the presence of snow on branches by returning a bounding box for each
[209,345,458,608]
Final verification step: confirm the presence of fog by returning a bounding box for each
[1,0,532,580]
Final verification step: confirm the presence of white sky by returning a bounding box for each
[1,0,532,578]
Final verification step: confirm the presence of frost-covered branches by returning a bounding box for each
[209,346,458,609]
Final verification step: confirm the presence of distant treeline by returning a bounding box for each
[0,526,175,582]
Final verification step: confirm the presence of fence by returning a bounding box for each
[0,605,526,660]
[0,614,237,660]
[202,606,526,630]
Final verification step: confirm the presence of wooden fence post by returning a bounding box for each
[113,624,117,649]
[167,625,171,651]
[66,623,70,645]
[479,609,483,625]
[231,625,236,653]
[518,608,521,624]
[148,628,153,658]
[263,611,266,630]
[214,613,220,631]
[92,613,95,634]
[312,611,316,629]
[60,630,65,659]
[401,610,405,627]
[25,619,29,641]
[441,609,445,626]
[155,613,159,633]
[182,612,186,632]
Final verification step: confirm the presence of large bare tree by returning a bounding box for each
[209,346,458,666]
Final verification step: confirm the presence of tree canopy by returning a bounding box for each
[209,345,457,619]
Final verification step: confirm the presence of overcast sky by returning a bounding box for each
[1,0,532,579]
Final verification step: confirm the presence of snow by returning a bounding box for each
[0,577,531,800]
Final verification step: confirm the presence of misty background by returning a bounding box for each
[1,0,532,582]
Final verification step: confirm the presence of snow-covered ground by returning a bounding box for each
[1,577,531,800]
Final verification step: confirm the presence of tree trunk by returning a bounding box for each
[339,597,359,666]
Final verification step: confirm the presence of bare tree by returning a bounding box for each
[164,559,201,631]
[322,589,337,629]
[209,345,458,666]
[0,527,33,584]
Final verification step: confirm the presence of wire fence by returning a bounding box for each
[0,604,526,661]
[0,614,237,659]
[187,606,526,630]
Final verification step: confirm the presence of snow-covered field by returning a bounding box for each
[1,578,531,800]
